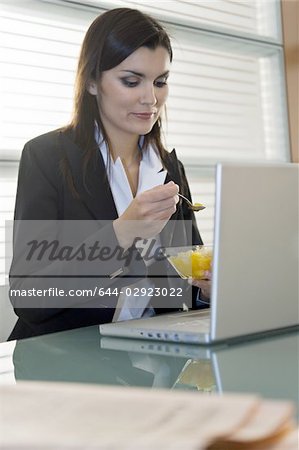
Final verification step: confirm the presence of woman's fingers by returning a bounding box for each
[140,182,179,203]
[136,183,179,217]
[189,279,211,301]
[114,182,180,247]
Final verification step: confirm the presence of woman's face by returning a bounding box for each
[90,46,171,140]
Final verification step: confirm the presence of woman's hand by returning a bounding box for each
[189,278,211,302]
[113,181,179,249]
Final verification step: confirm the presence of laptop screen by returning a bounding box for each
[211,163,299,340]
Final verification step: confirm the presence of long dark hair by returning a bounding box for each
[63,7,173,190]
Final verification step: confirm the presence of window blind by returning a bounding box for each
[0,1,99,285]
[165,27,290,164]
[0,2,289,162]
[0,2,97,160]
[0,340,16,383]
[57,0,282,43]
[184,166,215,246]
[0,164,17,285]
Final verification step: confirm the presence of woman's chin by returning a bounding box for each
[129,124,154,136]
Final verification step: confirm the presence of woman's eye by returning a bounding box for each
[120,77,168,88]
[121,78,139,88]
[155,79,168,88]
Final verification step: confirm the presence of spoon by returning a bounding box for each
[178,193,206,212]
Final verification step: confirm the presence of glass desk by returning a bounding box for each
[1,325,298,415]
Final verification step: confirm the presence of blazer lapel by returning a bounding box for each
[164,148,182,187]
[160,149,183,248]
[59,130,118,220]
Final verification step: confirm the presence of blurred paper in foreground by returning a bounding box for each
[0,381,297,449]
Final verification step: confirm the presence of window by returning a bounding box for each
[0,0,290,284]
[0,340,16,384]
[0,1,97,284]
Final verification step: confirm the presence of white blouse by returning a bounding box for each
[97,134,167,213]
[96,130,167,321]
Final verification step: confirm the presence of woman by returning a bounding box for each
[9,7,210,340]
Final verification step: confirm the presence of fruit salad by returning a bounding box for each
[168,246,212,280]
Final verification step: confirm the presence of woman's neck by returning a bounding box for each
[108,134,140,166]
[106,132,141,197]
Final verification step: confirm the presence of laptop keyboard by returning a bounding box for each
[176,318,210,327]
[170,311,210,332]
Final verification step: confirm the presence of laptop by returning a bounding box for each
[100,163,299,344]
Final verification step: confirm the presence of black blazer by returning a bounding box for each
[9,129,202,340]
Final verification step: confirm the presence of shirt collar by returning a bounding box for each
[95,125,163,173]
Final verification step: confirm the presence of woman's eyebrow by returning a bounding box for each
[120,70,169,78]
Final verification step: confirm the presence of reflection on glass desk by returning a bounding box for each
[6,325,298,412]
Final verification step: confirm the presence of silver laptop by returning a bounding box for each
[100,163,299,344]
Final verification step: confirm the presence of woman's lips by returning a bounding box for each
[132,112,155,120]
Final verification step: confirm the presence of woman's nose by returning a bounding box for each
[140,84,157,106]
